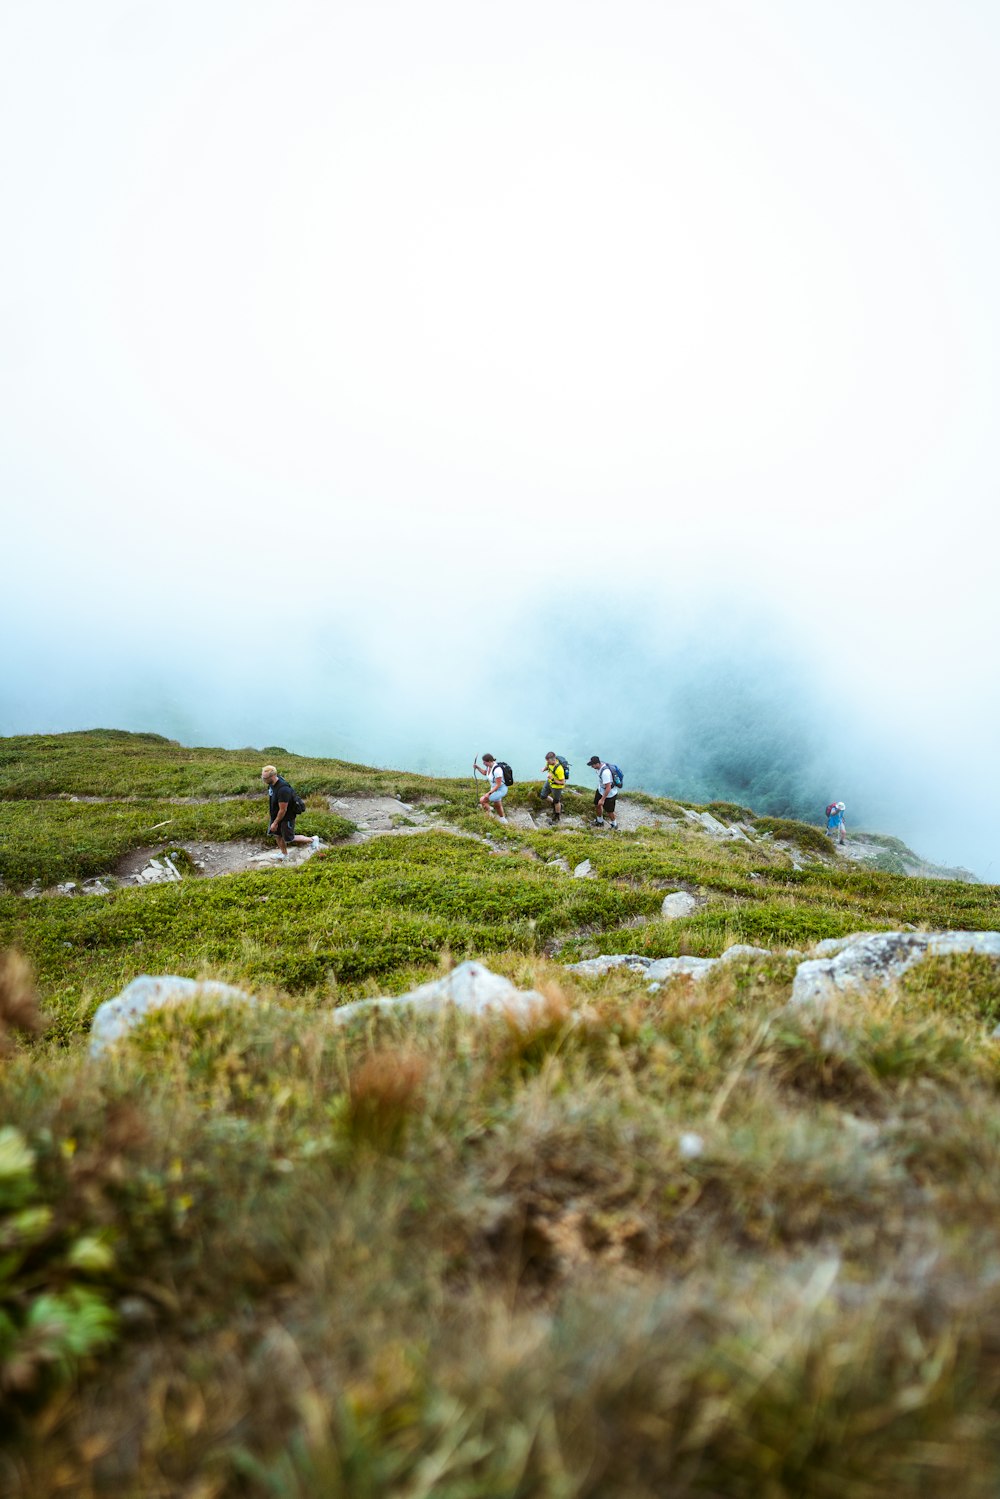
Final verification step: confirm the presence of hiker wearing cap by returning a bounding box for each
[588,756,620,829]
[474,754,509,820]
[539,752,568,824]
[261,765,321,859]
[825,801,847,845]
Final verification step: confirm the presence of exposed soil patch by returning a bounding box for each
[328,794,433,840]
[113,839,321,883]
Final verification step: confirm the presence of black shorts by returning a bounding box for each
[272,815,296,840]
[594,791,617,814]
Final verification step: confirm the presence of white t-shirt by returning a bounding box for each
[597,764,617,797]
[489,762,505,789]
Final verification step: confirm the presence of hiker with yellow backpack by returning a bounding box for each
[538,752,569,824]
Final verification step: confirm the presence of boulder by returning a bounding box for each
[573,859,595,879]
[332,960,549,1030]
[790,930,1000,1008]
[660,891,698,920]
[90,975,257,1057]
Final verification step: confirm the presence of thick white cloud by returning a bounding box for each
[1,1,998,871]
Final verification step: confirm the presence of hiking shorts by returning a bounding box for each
[488,784,508,804]
[271,815,296,840]
[595,790,617,815]
[541,780,564,804]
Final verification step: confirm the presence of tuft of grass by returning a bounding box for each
[756,816,835,859]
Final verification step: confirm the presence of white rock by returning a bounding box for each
[136,857,182,886]
[332,960,548,1030]
[811,933,879,958]
[56,882,78,896]
[660,891,698,920]
[717,944,772,963]
[546,857,571,873]
[573,860,594,879]
[679,1132,705,1160]
[565,955,651,976]
[727,824,752,843]
[790,930,1000,1009]
[699,813,729,836]
[90,975,257,1056]
[646,956,718,983]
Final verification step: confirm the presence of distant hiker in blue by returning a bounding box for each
[588,755,623,829]
[825,801,847,845]
[261,765,320,859]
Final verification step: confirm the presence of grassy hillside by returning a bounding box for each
[1,731,1000,1496]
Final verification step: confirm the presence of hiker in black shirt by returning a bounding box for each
[260,765,319,859]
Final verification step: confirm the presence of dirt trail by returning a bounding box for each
[33,792,725,898]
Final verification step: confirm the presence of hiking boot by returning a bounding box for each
[592,817,604,827]
[609,820,619,829]
[311,835,321,851]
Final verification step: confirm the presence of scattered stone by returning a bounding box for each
[568,943,775,988]
[727,824,752,843]
[573,859,594,880]
[332,960,549,1030]
[135,857,182,886]
[679,1132,705,1160]
[660,891,698,920]
[55,882,78,896]
[90,975,258,1056]
[790,930,1000,1009]
[81,878,112,896]
[546,857,571,873]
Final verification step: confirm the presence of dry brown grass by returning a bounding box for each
[0,949,43,1054]
[347,1047,429,1152]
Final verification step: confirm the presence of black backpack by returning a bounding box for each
[290,788,307,816]
[498,761,515,787]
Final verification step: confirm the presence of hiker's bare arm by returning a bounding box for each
[270,799,289,831]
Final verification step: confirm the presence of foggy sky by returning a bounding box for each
[2,2,999,875]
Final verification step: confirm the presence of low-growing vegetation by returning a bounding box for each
[0,730,999,1496]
